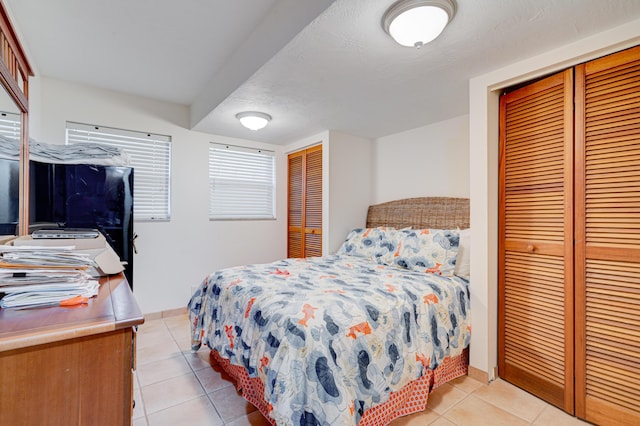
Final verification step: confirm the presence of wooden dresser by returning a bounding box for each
[0,273,144,425]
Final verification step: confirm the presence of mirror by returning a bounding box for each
[0,85,21,235]
[0,1,33,236]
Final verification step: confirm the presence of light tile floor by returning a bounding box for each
[133,313,589,426]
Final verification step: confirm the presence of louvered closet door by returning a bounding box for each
[288,151,304,258]
[499,69,574,412]
[304,145,322,257]
[575,46,640,425]
[287,145,322,258]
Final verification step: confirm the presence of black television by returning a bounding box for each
[30,161,135,287]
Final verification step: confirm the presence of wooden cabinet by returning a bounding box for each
[0,274,143,426]
[288,145,322,258]
[499,45,640,425]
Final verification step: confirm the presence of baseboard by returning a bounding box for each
[144,306,187,321]
[468,365,489,384]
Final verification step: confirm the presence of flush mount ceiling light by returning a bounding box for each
[236,111,272,131]
[382,0,456,48]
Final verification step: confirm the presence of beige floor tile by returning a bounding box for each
[195,364,235,393]
[532,405,590,425]
[184,349,216,370]
[164,313,190,330]
[137,328,174,350]
[133,386,146,420]
[137,354,193,387]
[208,387,257,422]
[133,417,148,426]
[444,395,529,426]
[429,417,457,426]
[225,410,273,426]
[472,378,547,422]
[448,375,484,394]
[141,373,205,415]
[225,410,271,426]
[137,339,183,365]
[174,332,195,352]
[425,382,468,414]
[389,408,440,425]
[138,318,169,334]
[146,395,223,426]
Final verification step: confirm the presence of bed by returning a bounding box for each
[188,197,471,425]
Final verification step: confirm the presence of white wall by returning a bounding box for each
[32,77,288,314]
[326,131,373,253]
[469,18,640,379]
[374,115,469,203]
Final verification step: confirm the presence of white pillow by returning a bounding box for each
[454,228,470,280]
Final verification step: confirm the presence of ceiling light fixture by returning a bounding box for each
[236,111,272,131]
[382,0,456,48]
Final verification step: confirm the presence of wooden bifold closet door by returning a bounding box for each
[288,145,322,258]
[574,46,640,425]
[499,69,575,412]
[500,45,640,425]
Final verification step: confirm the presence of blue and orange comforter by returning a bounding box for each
[188,254,471,425]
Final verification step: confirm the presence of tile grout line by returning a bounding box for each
[136,361,151,425]
[169,316,229,425]
[471,382,547,425]
[137,317,205,425]
[527,403,548,426]
[437,391,474,423]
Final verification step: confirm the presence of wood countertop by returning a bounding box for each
[0,273,144,352]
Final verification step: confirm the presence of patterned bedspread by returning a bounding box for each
[188,255,471,425]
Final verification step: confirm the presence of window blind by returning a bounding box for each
[209,143,275,220]
[66,122,171,221]
[0,111,20,141]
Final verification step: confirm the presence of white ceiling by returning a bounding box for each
[7,0,640,145]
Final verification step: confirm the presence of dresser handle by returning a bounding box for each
[527,244,535,253]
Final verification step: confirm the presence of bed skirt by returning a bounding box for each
[209,347,469,425]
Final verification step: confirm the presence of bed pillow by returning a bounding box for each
[454,228,470,280]
[336,227,400,261]
[385,228,460,277]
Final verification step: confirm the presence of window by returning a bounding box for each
[66,122,171,221]
[0,111,20,141]
[209,143,275,220]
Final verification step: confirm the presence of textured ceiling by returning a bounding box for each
[7,0,640,145]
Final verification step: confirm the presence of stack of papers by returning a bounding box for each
[0,135,130,166]
[0,245,95,268]
[0,245,100,309]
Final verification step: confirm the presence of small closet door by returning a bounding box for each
[288,151,305,258]
[575,46,640,425]
[498,69,575,412]
[303,145,322,257]
[288,145,322,258]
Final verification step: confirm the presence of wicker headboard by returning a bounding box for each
[366,197,470,230]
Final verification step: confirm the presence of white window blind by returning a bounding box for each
[66,122,171,221]
[209,143,275,220]
[0,111,20,141]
